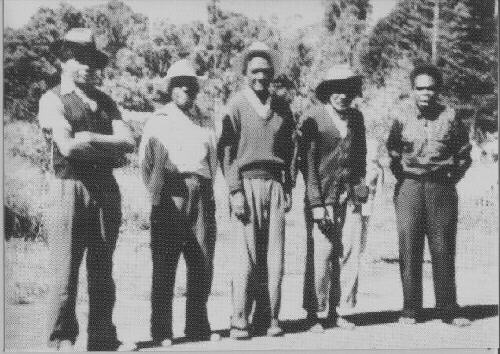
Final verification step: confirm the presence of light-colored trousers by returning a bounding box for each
[230,178,286,329]
[303,202,367,318]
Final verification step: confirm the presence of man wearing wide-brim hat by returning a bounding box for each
[139,59,219,347]
[217,42,295,339]
[301,64,368,332]
[38,27,135,351]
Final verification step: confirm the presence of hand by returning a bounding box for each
[352,183,369,205]
[312,206,326,221]
[338,190,349,204]
[230,191,248,222]
[284,192,293,212]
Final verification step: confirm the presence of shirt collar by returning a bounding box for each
[243,87,271,118]
[156,102,197,123]
[60,76,79,95]
[415,102,445,121]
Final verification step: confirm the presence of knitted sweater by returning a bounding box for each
[301,104,366,207]
[217,89,295,194]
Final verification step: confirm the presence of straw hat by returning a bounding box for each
[50,28,108,69]
[315,64,362,103]
[165,59,206,96]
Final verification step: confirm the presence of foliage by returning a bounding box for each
[360,0,498,102]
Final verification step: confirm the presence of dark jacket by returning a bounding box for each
[301,105,366,208]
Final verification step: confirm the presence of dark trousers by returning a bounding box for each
[150,175,216,341]
[394,178,459,320]
[46,175,121,350]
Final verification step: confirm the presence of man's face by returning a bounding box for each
[61,58,97,87]
[171,84,198,111]
[413,74,438,109]
[329,92,355,112]
[246,57,273,94]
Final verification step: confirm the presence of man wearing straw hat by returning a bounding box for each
[301,64,368,332]
[38,28,135,351]
[217,42,295,339]
[139,58,219,347]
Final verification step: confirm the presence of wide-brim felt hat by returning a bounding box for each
[50,28,108,69]
[240,41,280,75]
[315,64,362,102]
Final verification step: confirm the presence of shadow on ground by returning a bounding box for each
[132,304,498,350]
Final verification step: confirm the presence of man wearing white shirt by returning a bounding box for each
[38,28,134,351]
[139,59,218,347]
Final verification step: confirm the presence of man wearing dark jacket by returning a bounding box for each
[386,64,472,326]
[301,65,367,332]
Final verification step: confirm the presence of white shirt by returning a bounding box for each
[139,102,218,204]
[243,87,271,118]
[38,77,98,130]
[325,104,348,138]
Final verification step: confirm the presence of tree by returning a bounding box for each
[360,0,497,102]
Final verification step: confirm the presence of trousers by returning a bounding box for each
[150,174,216,341]
[230,178,286,330]
[394,177,459,319]
[303,200,357,318]
[45,175,121,350]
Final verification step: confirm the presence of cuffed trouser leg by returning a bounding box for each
[86,179,121,351]
[46,179,83,346]
[302,201,348,319]
[302,208,318,316]
[184,178,216,338]
[424,182,459,320]
[150,199,183,342]
[230,179,285,330]
[395,179,427,319]
[337,203,365,315]
[46,177,121,350]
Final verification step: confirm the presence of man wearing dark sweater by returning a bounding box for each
[217,42,295,339]
[301,65,367,332]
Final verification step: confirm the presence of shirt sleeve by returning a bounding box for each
[217,101,242,194]
[450,114,472,181]
[282,110,296,194]
[37,91,70,131]
[386,115,404,178]
[349,111,367,185]
[302,116,323,207]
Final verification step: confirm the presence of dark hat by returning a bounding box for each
[50,28,108,69]
[241,41,280,75]
[315,64,362,103]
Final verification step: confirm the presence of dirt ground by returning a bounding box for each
[4,166,499,351]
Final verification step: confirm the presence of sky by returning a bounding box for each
[4,0,398,31]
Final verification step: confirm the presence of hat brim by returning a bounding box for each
[315,77,363,102]
[240,48,280,75]
[50,40,109,69]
